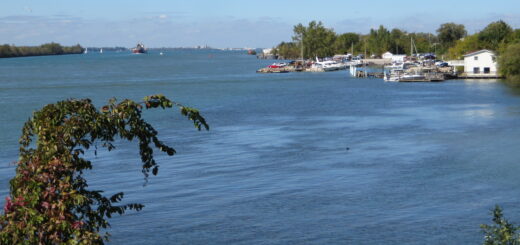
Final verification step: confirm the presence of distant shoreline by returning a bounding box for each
[0,52,86,59]
[0,43,84,59]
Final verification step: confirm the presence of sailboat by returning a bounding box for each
[84,48,88,54]
[100,48,103,54]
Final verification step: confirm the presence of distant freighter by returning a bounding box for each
[132,43,146,54]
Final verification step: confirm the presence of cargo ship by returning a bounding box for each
[132,43,146,54]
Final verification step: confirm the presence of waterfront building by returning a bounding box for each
[382,51,393,59]
[463,50,498,77]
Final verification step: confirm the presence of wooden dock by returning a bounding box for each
[457,73,503,79]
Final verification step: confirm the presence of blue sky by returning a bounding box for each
[1,0,519,48]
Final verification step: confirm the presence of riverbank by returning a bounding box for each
[0,43,84,58]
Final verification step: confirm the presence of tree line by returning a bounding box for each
[273,20,520,60]
[0,43,85,58]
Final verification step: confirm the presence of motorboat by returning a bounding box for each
[384,69,404,82]
[310,57,346,72]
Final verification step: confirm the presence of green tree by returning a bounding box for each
[0,95,208,244]
[40,42,64,55]
[292,21,337,58]
[410,32,436,54]
[273,41,300,59]
[479,20,513,51]
[334,32,360,54]
[367,25,392,55]
[437,22,467,51]
[390,28,408,54]
[498,42,520,84]
[511,29,520,43]
[447,34,481,59]
[481,205,520,245]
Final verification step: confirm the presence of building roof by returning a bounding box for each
[463,49,496,57]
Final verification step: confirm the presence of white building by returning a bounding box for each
[262,48,273,55]
[382,52,393,59]
[463,50,498,77]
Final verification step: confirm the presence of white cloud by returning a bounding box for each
[0,15,293,48]
[2,13,518,48]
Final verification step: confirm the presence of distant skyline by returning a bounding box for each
[1,0,520,48]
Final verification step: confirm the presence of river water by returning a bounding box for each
[1,50,520,244]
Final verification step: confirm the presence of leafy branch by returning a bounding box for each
[1,94,208,244]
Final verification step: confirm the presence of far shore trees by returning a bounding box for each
[479,20,513,52]
[291,21,336,59]
[0,43,84,58]
[273,20,519,60]
[436,22,467,52]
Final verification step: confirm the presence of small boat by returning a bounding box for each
[348,57,363,67]
[268,63,288,68]
[384,70,441,82]
[309,57,345,72]
[384,69,404,82]
[247,49,257,55]
[398,74,428,82]
[132,43,147,54]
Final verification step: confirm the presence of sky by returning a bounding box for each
[1,0,519,48]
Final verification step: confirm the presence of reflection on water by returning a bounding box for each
[462,106,495,119]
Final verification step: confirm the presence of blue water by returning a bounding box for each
[1,50,520,244]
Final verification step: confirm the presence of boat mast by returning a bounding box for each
[364,40,367,78]
[300,33,304,60]
[410,36,413,57]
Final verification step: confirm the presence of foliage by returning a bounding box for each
[273,20,516,61]
[272,41,300,59]
[447,34,482,59]
[511,29,520,44]
[436,22,467,49]
[292,21,337,58]
[390,28,409,55]
[479,20,513,52]
[334,32,360,55]
[498,43,520,84]
[275,22,441,59]
[0,43,84,58]
[481,205,520,245]
[367,25,392,56]
[0,95,208,244]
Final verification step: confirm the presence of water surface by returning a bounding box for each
[1,51,520,244]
